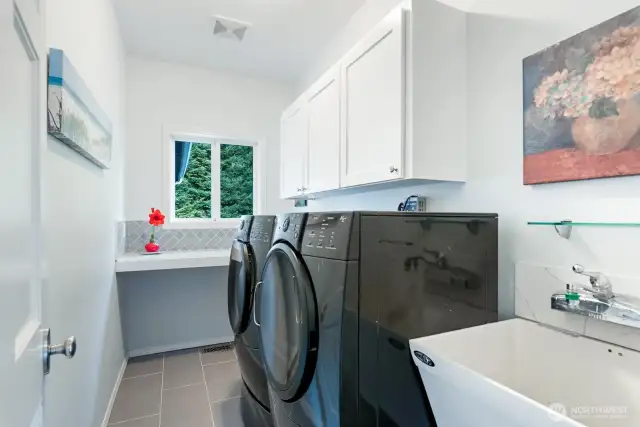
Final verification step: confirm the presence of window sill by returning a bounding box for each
[162,219,240,230]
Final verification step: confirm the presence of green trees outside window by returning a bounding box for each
[220,144,253,218]
[175,143,211,219]
[175,142,253,219]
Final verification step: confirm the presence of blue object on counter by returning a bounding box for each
[398,195,426,212]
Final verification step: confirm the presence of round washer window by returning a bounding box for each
[259,243,318,402]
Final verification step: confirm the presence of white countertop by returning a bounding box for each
[116,249,230,272]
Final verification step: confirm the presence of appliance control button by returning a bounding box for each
[239,220,245,230]
[282,217,290,232]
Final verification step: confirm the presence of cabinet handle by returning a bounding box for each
[389,166,398,173]
[297,187,302,192]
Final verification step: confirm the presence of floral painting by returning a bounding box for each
[523,6,640,184]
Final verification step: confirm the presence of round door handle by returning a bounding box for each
[42,329,77,375]
[50,336,77,359]
[389,166,398,173]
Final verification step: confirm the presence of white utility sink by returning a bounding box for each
[410,318,640,427]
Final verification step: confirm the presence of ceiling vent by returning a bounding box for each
[212,15,251,42]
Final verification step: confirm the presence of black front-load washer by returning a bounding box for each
[258,212,499,427]
[228,215,275,427]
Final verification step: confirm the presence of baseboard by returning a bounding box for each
[127,336,235,358]
[101,358,128,427]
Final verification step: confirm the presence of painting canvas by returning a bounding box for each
[47,48,112,169]
[523,6,640,184]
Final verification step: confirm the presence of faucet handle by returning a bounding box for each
[572,264,601,283]
[572,264,613,299]
[572,264,590,275]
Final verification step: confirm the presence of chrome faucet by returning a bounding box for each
[571,264,614,301]
[551,265,640,329]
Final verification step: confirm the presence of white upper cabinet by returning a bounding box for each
[279,66,341,199]
[340,7,406,187]
[306,66,341,194]
[279,2,468,199]
[280,102,307,199]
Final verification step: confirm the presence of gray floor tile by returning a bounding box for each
[161,383,213,427]
[200,348,235,366]
[203,361,242,403]
[108,414,159,427]
[109,374,162,424]
[123,354,164,379]
[164,348,204,389]
[211,397,246,427]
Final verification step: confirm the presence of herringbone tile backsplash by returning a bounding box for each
[124,221,235,253]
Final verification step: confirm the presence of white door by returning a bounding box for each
[341,6,406,187]
[280,102,307,199]
[1,0,46,425]
[306,65,341,194]
[1,1,76,426]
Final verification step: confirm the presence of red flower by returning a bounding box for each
[149,208,165,226]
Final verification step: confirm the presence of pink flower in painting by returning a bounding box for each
[534,25,640,119]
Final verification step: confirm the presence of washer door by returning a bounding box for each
[228,239,255,335]
[259,242,318,402]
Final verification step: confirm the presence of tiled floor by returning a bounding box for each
[108,346,244,427]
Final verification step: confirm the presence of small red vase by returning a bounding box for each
[145,242,160,253]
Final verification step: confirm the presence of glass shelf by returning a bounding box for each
[527,220,640,239]
[528,221,640,227]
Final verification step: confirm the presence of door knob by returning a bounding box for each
[42,329,77,375]
[389,166,398,173]
[50,337,77,358]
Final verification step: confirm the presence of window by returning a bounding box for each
[166,133,259,228]
[175,142,212,219]
[219,143,254,218]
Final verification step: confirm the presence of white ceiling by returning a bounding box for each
[114,0,368,84]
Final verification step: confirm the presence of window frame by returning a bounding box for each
[162,128,263,229]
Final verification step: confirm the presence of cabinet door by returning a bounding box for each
[306,66,341,194]
[341,7,406,187]
[280,103,307,199]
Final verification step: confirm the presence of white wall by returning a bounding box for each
[294,0,402,94]
[118,267,232,357]
[124,56,294,219]
[44,0,126,426]
[305,0,640,318]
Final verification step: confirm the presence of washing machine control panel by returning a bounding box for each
[302,213,353,260]
[249,216,276,244]
[234,215,253,242]
[272,213,307,248]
